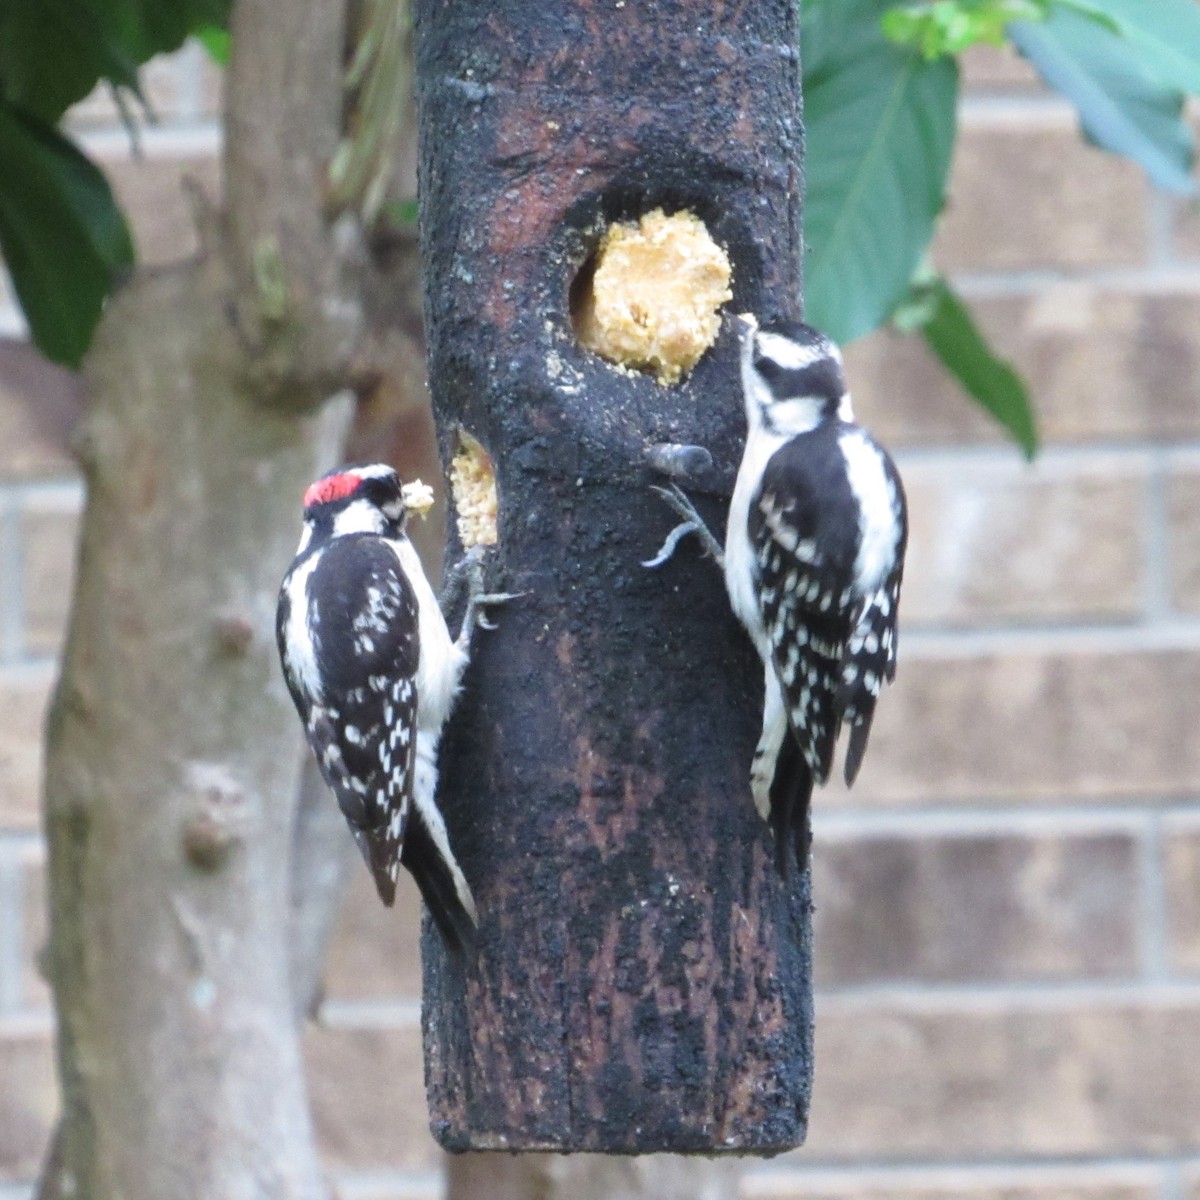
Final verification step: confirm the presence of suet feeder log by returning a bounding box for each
[415,0,810,1154]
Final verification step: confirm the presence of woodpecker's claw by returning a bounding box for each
[456,551,522,649]
[643,484,725,568]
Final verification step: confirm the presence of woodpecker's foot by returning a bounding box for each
[456,549,522,650]
[642,484,725,569]
[439,553,472,615]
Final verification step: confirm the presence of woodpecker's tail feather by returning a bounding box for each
[402,811,479,956]
[768,737,813,878]
[843,714,875,788]
[350,829,399,907]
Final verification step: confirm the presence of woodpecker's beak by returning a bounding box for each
[732,312,759,337]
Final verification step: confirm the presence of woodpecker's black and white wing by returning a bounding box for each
[838,438,907,786]
[749,423,859,866]
[277,533,420,907]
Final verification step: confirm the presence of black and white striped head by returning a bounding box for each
[737,315,852,436]
[298,463,409,552]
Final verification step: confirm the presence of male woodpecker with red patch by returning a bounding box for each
[276,464,512,953]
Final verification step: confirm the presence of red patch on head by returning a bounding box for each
[304,472,361,509]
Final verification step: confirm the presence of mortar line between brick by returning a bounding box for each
[12,479,84,507]
[0,661,58,688]
[0,304,28,338]
[330,1169,443,1199]
[1140,811,1172,984]
[894,441,1200,469]
[900,621,1200,656]
[814,806,1162,837]
[950,265,1200,298]
[744,1156,1176,1183]
[172,40,209,124]
[1161,1157,1189,1200]
[316,998,422,1028]
[76,122,222,159]
[814,981,1200,1009]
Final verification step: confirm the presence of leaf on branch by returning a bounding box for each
[0,103,134,367]
[896,274,1038,458]
[1010,7,1196,195]
[1071,0,1200,96]
[882,0,1050,59]
[802,0,958,344]
[0,0,231,122]
[195,25,230,66]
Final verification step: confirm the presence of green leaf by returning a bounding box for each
[0,103,134,366]
[910,278,1038,458]
[195,25,230,66]
[0,0,140,121]
[1078,0,1200,95]
[1010,8,1195,195]
[883,0,1049,58]
[802,0,958,344]
[0,0,231,122]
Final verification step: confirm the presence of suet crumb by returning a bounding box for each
[400,479,436,517]
[449,431,498,547]
[574,208,732,385]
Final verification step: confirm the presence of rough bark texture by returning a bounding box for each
[43,265,346,1200]
[37,0,391,1196]
[416,0,811,1154]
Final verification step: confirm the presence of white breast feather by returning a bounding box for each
[387,536,467,736]
[725,426,789,660]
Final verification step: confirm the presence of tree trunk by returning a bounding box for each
[416,0,811,1154]
[42,262,346,1200]
[37,0,391,1194]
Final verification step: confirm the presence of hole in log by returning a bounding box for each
[570,208,732,385]
[449,429,498,548]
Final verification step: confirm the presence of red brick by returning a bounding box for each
[20,502,81,659]
[960,45,1048,94]
[813,829,1140,986]
[0,675,52,833]
[0,1021,56,1179]
[901,461,1143,627]
[828,650,1200,807]
[0,343,83,481]
[323,871,423,1003]
[100,153,222,268]
[20,849,48,1013]
[849,292,1200,450]
[937,117,1147,273]
[1169,457,1200,615]
[801,998,1200,1159]
[305,1021,440,1173]
[1164,819,1200,975]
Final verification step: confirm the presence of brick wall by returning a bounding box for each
[1,40,1198,1200]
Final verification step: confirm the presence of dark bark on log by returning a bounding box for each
[415,0,811,1154]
